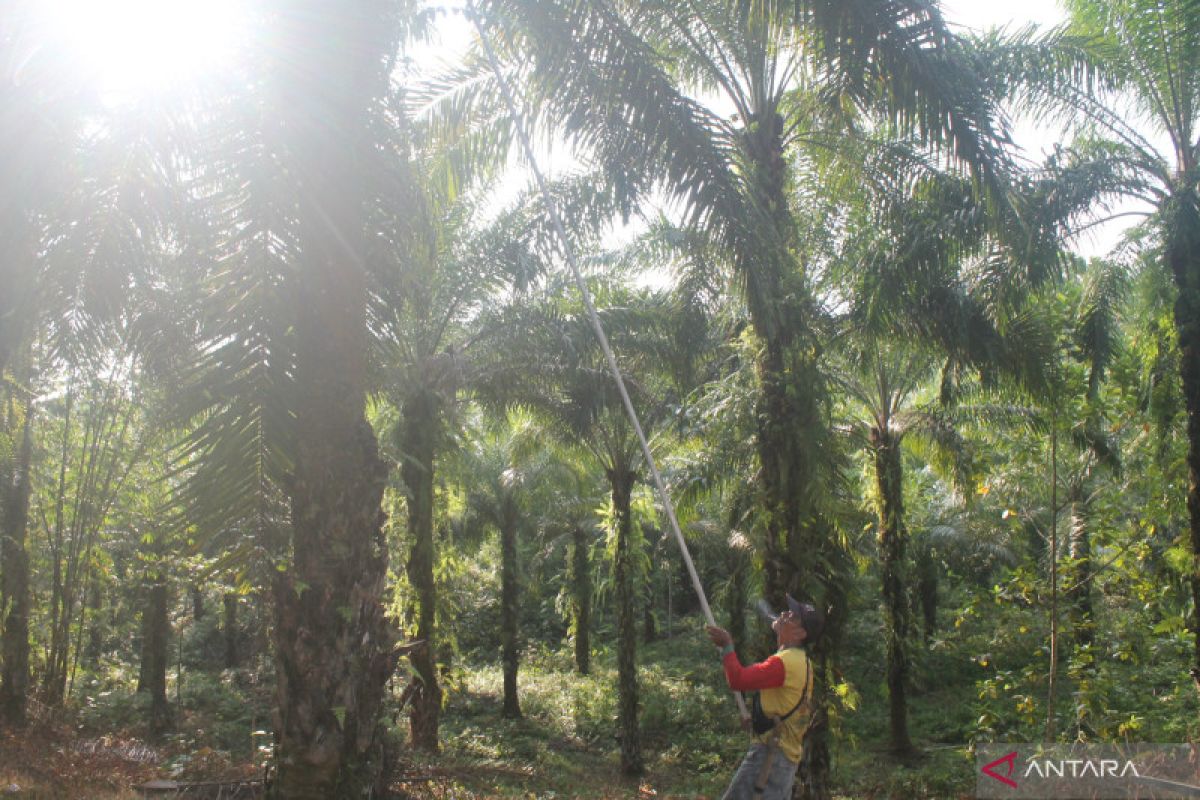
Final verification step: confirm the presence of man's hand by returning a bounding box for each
[705,625,732,649]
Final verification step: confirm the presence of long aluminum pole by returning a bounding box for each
[466,2,749,721]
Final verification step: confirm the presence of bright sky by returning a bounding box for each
[941,0,1066,35]
[32,0,1134,259]
[942,0,1070,166]
[32,0,251,102]
[941,0,1149,258]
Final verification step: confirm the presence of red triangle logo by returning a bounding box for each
[982,751,1019,789]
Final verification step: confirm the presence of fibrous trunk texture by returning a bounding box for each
[138,569,172,737]
[915,542,938,644]
[500,517,521,719]
[873,427,914,756]
[1164,187,1200,685]
[400,390,442,751]
[609,467,642,776]
[571,525,591,675]
[223,593,238,669]
[267,2,400,795]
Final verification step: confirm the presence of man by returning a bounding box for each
[706,595,824,800]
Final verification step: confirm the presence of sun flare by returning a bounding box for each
[38,0,250,99]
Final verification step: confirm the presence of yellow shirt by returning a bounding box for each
[752,647,812,763]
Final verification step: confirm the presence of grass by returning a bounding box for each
[396,620,986,799]
[397,634,744,799]
[7,604,1193,798]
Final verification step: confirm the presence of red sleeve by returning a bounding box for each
[722,652,786,691]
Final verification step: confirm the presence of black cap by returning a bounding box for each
[786,594,824,644]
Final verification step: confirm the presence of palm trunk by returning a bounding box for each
[797,574,847,800]
[872,426,915,756]
[400,390,442,751]
[746,111,794,613]
[915,539,938,644]
[273,392,395,798]
[191,585,205,622]
[138,567,171,736]
[756,340,798,611]
[642,583,657,644]
[268,3,401,794]
[0,394,33,726]
[1164,189,1200,688]
[500,513,521,719]
[223,593,239,669]
[741,112,840,799]
[571,524,591,675]
[740,112,827,611]
[608,466,642,776]
[796,653,832,799]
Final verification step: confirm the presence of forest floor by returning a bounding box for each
[0,620,983,799]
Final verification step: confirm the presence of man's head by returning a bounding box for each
[772,595,824,648]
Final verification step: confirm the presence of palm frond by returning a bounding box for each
[1074,257,1129,400]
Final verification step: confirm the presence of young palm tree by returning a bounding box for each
[474,280,702,776]
[836,341,974,757]
[452,409,554,718]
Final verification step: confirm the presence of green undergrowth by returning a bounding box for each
[398,619,990,799]
[397,631,745,798]
[50,600,1198,799]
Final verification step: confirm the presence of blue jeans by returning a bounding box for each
[721,743,798,800]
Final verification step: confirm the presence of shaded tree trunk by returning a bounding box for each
[191,585,205,622]
[0,394,33,726]
[740,113,841,799]
[500,514,521,719]
[796,653,831,800]
[1164,187,1200,687]
[872,426,915,757]
[223,593,238,669]
[914,539,938,644]
[400,389,442,751]
[608,466,642,776]
[267,3,402,794]
[571,524,591,675]
[740,113,828,616]
[138,568,171,737]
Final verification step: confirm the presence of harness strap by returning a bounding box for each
[752,654,814,796]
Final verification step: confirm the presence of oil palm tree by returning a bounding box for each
[835,340,976,756]
[470,0,1013,617]
[452,408,555,718]
[474,278,704,775]
[974,0,1200,679]
[373,167,488,753]
[168,2,410,795]
[1062,258,1127,651]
